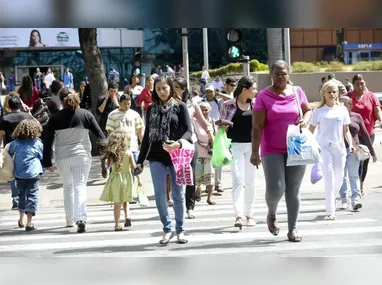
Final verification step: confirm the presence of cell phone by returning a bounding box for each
[133,167,142,176]
[164,140,172,145]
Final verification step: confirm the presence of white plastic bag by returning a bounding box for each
[286,125,322,166]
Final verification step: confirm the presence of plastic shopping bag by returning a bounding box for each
[169,139,195,186]
[137,186,149,207]
[310,163,323,184]
[286,125,322,166]
[0,143,14,182]
[211,128,232,168]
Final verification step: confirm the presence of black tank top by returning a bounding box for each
[227,102,252,143]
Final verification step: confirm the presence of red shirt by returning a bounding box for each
[136,88,153,111]
[349,90,380,136]
[17,86,40,108]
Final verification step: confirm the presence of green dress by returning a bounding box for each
[99,151,133,203]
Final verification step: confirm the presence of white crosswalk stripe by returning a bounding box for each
[0,195,380,256]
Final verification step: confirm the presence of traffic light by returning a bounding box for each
[132,52,142,75]
[227,29,243,60]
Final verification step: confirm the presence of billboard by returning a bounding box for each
[0,28,143,49]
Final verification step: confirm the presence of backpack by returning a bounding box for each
[32,98,51,127]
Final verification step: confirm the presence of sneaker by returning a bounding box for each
[352,201,363,210]
[324,215,336,220]
[215,186,223,193]
[77,221,86,233]
[340,201,348,210]
[177,232,188,244]
[11,204,18,210]
[102,168,108,179]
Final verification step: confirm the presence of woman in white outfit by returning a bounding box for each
[309,81,355,220]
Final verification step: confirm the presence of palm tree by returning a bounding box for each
[266,28,283,70]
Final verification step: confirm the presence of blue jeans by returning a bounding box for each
[17,177,40,215]
[150,161,185,234]
[10,179,18,207]
[339,153,361,203]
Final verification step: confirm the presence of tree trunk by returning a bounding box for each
[336,28,345,63]
[78,28,108,156]
[266,28,283,70]
[78,28,108,115]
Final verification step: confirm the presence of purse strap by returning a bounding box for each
[293,86,303,120]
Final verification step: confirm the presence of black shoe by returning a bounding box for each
[215,186,223,193]
[77,221,86,233]
[11,204,18,210]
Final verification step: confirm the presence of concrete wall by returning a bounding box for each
[256,71,382,102]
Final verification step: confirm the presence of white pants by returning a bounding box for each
[230,143,256,218]
[320,144,346,216]
[56,154,92,225]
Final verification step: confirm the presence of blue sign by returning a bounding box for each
[344,43,382,50]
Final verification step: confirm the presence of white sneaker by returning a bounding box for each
[340,201,348,210]
[352,201,363,210]
[324,215,336,220]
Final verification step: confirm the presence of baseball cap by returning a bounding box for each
[205,83,215,92]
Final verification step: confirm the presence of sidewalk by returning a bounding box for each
[1,140,381,211]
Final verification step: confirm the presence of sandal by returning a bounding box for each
[115,225,123,231]
[18,220,25,228]
[287,231,302,242]
[124,218,132,227]
[177,233,188,244]
[207,199,216,205]
[168,200,173,207]
[195,189,201,202]
[246,216,256,227]
[267,215,280,236]
[25,224,36,231]
[234,217,243,230]
[159,232,174,245]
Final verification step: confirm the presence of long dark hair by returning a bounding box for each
[233,76,256,98]
[173,77,190,103]
[18,75,34,102]
[151,75,176,103]
[29,29,43,47]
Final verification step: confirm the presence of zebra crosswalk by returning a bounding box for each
[0,193,381,257]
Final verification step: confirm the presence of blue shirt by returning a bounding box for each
[62,72,73,88]
[8,138,43,179]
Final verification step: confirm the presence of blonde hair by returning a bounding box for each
[102,132,130,170]
[317,81,341,108]
[12,119,42,140]
[3,92,21,115]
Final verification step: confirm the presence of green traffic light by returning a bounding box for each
[228,45,242,59]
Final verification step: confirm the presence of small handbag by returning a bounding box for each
[355,144,370,161]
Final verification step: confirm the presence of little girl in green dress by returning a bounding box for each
[99,132,142,231]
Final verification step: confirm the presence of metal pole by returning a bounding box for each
[242,55,250,76]
[203,28,209,70]
[284,28,291,67]
[182,28,190,90]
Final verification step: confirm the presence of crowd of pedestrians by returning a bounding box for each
[0,61,380,246]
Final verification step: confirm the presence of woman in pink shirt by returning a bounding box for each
[136,75,154,122]
[251,60,312,242]
[347,74,382,195]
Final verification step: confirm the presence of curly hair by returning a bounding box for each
[12,119,42,140]
[102,132,130,170]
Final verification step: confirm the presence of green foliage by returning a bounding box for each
[190,59,269,77]
[352,61,382,71]
[324,61,345,72]
[291,62,320,73]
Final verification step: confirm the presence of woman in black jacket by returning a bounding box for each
[135,75,192,245]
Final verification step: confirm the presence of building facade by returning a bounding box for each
[290,28,382,63]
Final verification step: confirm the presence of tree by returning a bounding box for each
[336,28,345,63]
[78,28,108,114]
[266,28,283,70]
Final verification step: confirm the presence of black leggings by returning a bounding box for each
[358,134,375,182]
[186,146,198,211]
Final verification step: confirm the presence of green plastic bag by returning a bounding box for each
[137,186,149,207]
[211,128,232,168]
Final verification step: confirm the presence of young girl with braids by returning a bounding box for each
[99,132,142,231]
